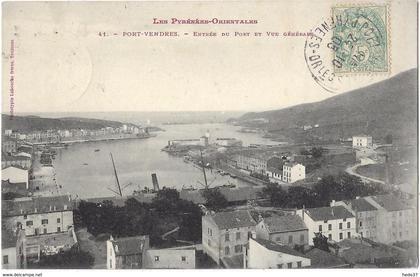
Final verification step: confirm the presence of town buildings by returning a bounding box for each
[231,152,282,175]
[256,215,308,247]
[282,163,305,183]
[202,210,257,267]
[2,195,74,236]
[298,206,356,245]
[352,135,373,148]
[246,237,311,269]
[2,138,17,154]
[214,138,243,147]
[107,236,196,269]
[2,154,32,170]
[331,194,416,243]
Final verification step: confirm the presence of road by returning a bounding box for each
[345,157,385,184]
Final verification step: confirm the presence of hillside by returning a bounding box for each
[2,114,126,132]
[234,68,417,145]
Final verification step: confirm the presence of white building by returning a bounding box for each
[282,163,305,183]
[352,135,373,148]
[2,195,74,236]
[246,237,311,269]
[202,210,256,267]
[298,206,356,245]
[2,166,29,189]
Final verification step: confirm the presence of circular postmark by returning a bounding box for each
[304,5,389,93]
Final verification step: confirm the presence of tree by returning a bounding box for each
[260,183,287,207]
[153,187,180,214]
[36,247,94,269]
[201,187,228,211]
[313,232,329,252]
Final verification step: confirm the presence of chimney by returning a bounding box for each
[331,208,335,217]
[49,206,52,211]
[356,196,360,200]
[258,214,263,222]
[330,200,336,207]
[302,205,305,220]
[250,231,256,239]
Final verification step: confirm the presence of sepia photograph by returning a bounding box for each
[0,0,418,273]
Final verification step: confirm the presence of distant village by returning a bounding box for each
[1,122,418,269]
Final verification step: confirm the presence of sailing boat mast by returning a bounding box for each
[200,150,209,189]
[110,152,123,197]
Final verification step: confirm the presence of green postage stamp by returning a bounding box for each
[331,5,389,74]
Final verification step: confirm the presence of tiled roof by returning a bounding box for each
[208,210,256,229]
[370,194,410,212]
[2,195,74,217]
[253,238,307,258]
[305,248,348,268]
[348,198,377,212]
[263,215,307,233]
[111,236,148,256]
[305,206,354,221]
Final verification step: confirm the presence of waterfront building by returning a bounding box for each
[202,210,257,267]
[231,152,282,175]
[1,166,29,189]
[2,195,74,236]
[352,135,373,148]
[298,206,356,245]
[282,163,305,183]
[246,237,311,269]
[214,138,243,147]
[256,215,308,247]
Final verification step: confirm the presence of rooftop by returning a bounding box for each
[253,238,307,258]
[370,194,411,212]
[305,206,354,221]
[305,248,348,268]
[262,215,308,233]
[207,210,256,230]
[346,198,378,212]
[2,195,74,217]
[110,235,149,256]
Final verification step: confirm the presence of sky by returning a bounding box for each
[2,0,417,114]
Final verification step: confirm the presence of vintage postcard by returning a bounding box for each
[1,0,418,273]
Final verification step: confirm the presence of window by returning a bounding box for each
[399,211,402,217]
[318,225,322,232]
[300,234,305,243]
[3,255,8,265]
[208,239,211,246]
[109,259,112,268]
[276,237,281,242]
[297,261,302,268]
[343,218,347,222]
[360,232,363,237]
[26,221,33,226]
[287,262,292,269]
[339,223,342,229]
[324,220,328,223]
[328,224,332,231]
[43,228,47,234]
[339,233,343,240]
[181,256,186,262]
[23,215,27,219]
[347,222,350,228]
[225,233,230,242]
[288,235,293,244]
[154,256,159,262]
[57,218,61,223]
[347,232,351,238]
[277,264,283,269]
[57,227,61,232]
[359,221,363,227]
[42,219,48,225]
[399,232,402,238]
[328,234,332,240]
[224,246,230,255]
[234,245,242,253]
[236,232,241,240]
